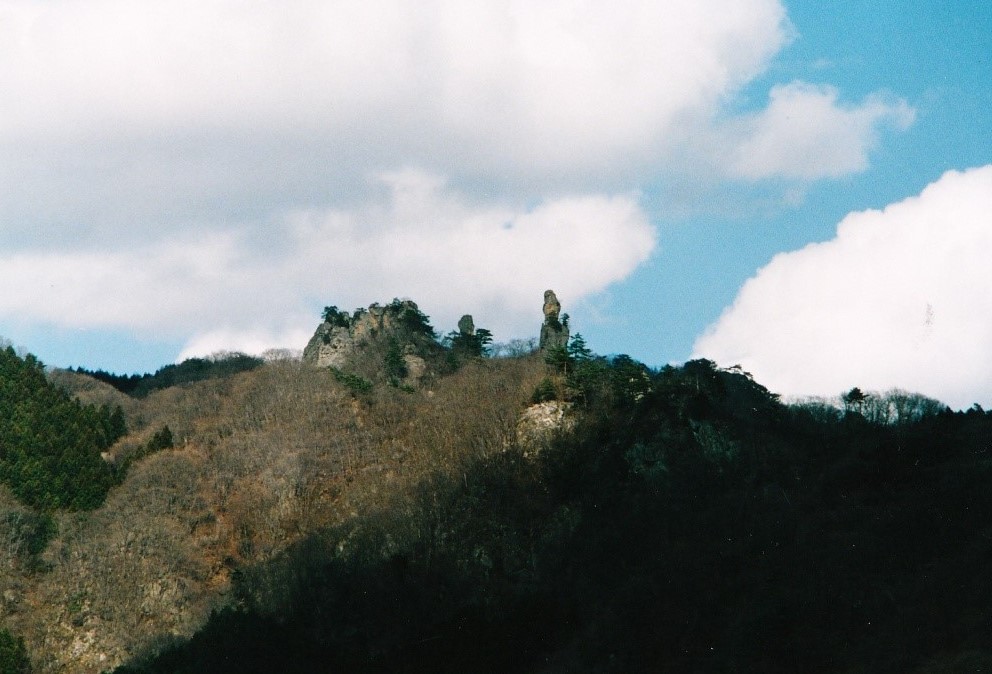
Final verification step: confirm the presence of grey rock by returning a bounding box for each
[303,299,440,387]
[539,289,569,351]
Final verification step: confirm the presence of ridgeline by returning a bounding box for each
[0,294,990,673]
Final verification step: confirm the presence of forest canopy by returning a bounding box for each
[0,347,125,510]
[113,355,992,673]
[73,352,264,398]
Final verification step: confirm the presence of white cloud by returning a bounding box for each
[693,166,992,409]
[0,0,786,148]
[178,328,314,363]
[0,172,656,358]
[725,82,915,180]
[0,234,244,328]
[0,0,918,364]
[0,0,910,239]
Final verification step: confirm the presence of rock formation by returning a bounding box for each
[457,314,475,337]
[516,400,575,457]
[302,299,440,386]
[303,321,356,370]
[539,289,569,351]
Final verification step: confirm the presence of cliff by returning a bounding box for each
[302,299,443,387]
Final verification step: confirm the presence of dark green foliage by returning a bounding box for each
[0,347,123,510]
[542,344,570,373]
[103,403,128,441]
[444,327,494,360]
[531,377,557,404]
[320,305,351,328]
[116,355,992,674]
[605,354,653,406]
[565,332,591,361]
[113,425,176,479]
[74,352,263,398]
[3,510,56,558]
[384,338,408,385]
[544,333,593,374]
[70,368,146,395]
[842,385,867,410]
[147,426,174,452]
[475,328,493,350]
[456,327,495,358]
[542,333,615,405]
[330,368,374,395]
[0,628,29,674]
[386,299,436,338]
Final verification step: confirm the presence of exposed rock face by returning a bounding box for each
[543,290,560,322]
[303,323,356,369]
[539,289,569,351]
[457,314,475,336]
[403,353,428,386]
[302,299,440,387]
[516,400,575,457]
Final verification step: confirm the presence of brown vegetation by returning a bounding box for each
[1,354,545,672]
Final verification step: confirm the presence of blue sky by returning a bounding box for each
[1,1,990,407]
[590,2,992,365]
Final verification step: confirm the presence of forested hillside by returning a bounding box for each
[1,318,991,673]
[0,346,125,511]
[71,353,264,398]
[113,356,992,673]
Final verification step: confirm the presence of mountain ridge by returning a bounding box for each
[0,293,989,673]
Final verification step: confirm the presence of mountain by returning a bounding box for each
[2,294,992,673]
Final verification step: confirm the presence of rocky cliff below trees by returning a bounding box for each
[302,299,443,388]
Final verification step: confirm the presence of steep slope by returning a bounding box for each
[5,290,991,673]
[1,350,545,673]
[112,360,992,674]
[0,347,124,511]
[302,299,447,388]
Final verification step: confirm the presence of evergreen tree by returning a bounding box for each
[0,628,30,673]
[0,347,124,510]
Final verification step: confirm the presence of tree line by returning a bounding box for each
[115,352,992,672]
[0,347,126,511]
[73,352,264,398]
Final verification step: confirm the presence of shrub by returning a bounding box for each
[531,378,558,404]
[0,628,29,674]
[384,339,408,385]
[147,426,174,453]
[4,510,56,558]
[321,305,351,328]
[330,368,374,395]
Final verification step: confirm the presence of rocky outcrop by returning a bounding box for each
[539,289,569,351]
[303,322,356,370]
[516,400,575,457]
[302,299,440,387]
[402,346,428,387]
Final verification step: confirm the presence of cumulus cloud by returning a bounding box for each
[0,172,656,357]
[725,82,915,180]
[0,0,910,237]
[0,0,917,364]
[0,0,786,147]
[693,166,992,409]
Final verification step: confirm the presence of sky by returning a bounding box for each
[0,1,990,408]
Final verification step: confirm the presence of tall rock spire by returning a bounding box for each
[539,289,569,351]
